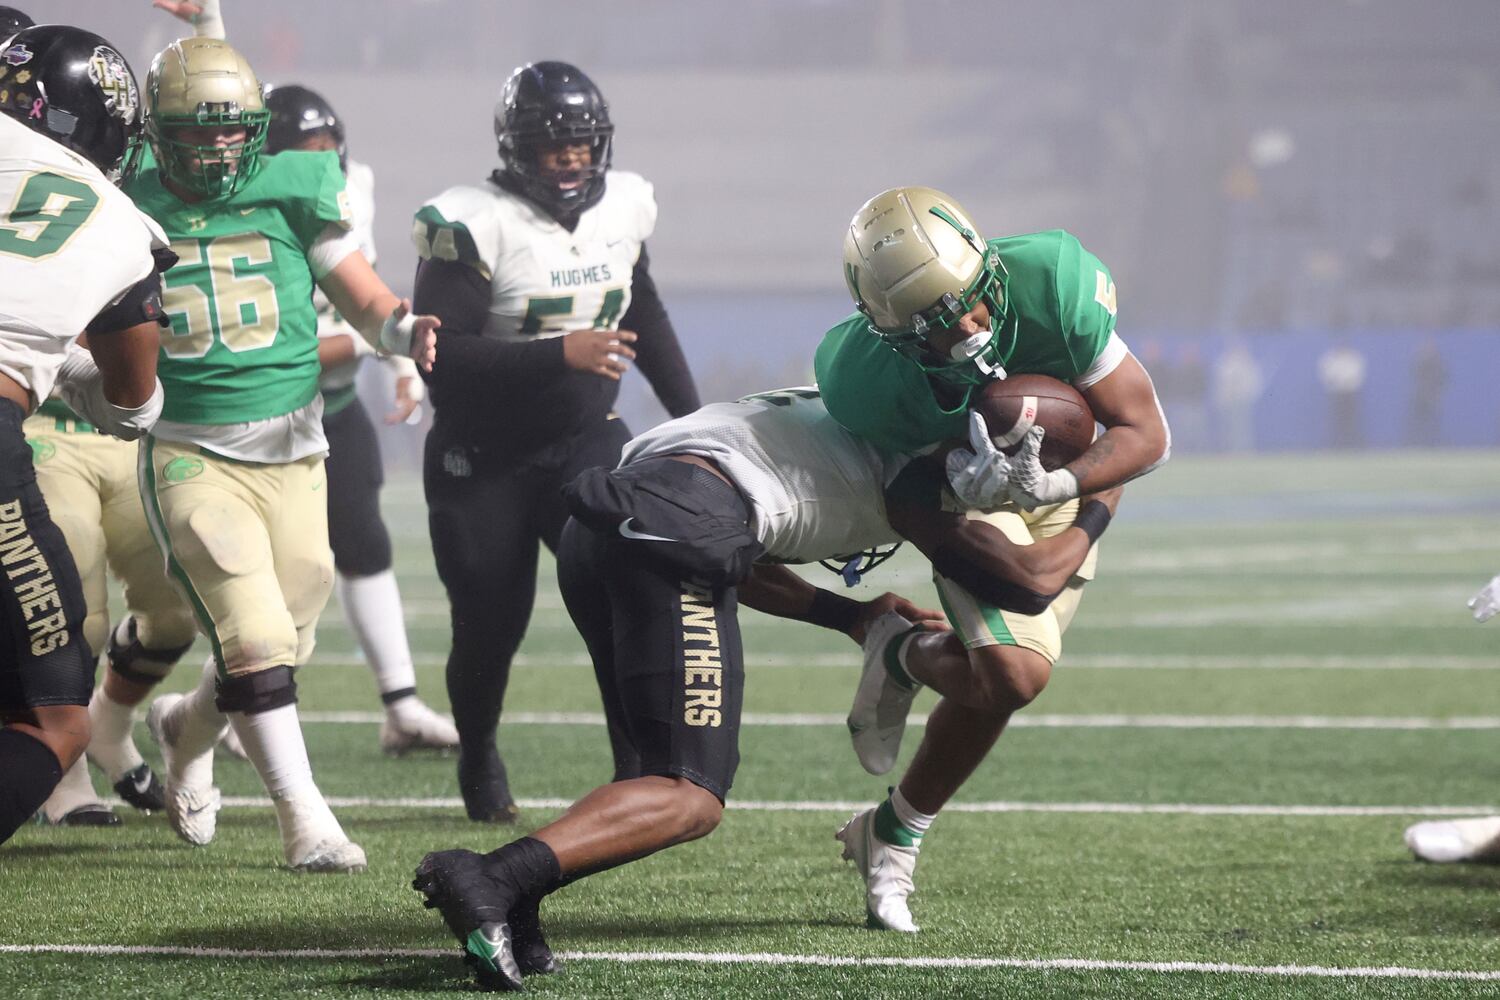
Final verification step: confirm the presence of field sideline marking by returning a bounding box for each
[3,943,1499,981]
[191,796,1496,818]
[316,652,1500,671]
[295,710,1500,731]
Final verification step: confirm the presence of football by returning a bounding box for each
[971,374,1096,471]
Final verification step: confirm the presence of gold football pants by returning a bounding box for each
[139,436,333,678]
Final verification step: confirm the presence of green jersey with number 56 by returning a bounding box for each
[411,170,656,341]
[124,149,351,425]
[816,229,1123,455]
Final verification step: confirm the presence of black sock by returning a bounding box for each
[0,728,65,845]
[485,836,564,901]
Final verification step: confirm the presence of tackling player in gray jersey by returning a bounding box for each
[409,385,1119,990]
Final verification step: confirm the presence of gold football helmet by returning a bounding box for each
[144,37,269,198]
[842,186,1012,385]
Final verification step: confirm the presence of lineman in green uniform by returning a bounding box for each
[128,36,437,872]
[819,187,1170,930]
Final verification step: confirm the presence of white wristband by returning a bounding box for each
[379,311,416,358]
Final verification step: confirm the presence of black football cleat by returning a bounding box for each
[112,762,166,813]
[458,746,520,824]
[510,895,560,976]
[412,849,524,992]
[50,803,122,827]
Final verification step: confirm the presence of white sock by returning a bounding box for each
[168,659,229,787]
[41,755,102,821]
[226,703,343,859]
[890,786,937,839]
[88,684,144,783]
[335,570,417,701]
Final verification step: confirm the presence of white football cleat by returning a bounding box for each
[276,792,367,873]
[1405,816,1500,863]
[146,693,221,847]
[379,699,460,755]
[847,612,922,775]
[288,836,368,874]
[836,808,919,932]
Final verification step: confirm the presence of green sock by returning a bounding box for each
[883,628,919,690]
[872,795,922,848]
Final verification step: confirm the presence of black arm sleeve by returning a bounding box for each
[622,245,700,418]
[412,257,616,453]
[412,258,568,394]
[86,271,169,335]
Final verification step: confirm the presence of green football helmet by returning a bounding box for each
[144,37,269,198]
[842,186,1014,386]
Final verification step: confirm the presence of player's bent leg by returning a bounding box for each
[146,658,226,846]
[218,664,365,873]
[88,616,194,811]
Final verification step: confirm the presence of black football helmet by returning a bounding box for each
[0,25,143,182]
[264,83,346,172]
[494,60,613,219]
[0,7,32,42]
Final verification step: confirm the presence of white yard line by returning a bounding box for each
[3,942,1499,981]
[193,796,1496,818]
[295,709,1500,731]
[313,652,1500,670]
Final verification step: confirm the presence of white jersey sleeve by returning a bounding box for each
[412,170,656,342]
[622,388,906,564]
[0,116,162,407]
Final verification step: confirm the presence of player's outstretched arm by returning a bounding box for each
[318,251,438,371]
[1470,574,1500,623]
[152,0,226,39]
[737,563,945,645]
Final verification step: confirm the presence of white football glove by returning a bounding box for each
[944,411,1014,509]
[1469,574,1500,624]
[54,344,163,442]
[1006,425,1079,512]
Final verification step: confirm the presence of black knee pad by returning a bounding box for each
[106,617,193,685]
[214,664,297,715]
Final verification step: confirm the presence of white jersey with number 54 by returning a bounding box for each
[411,170,655,342]
[0,115,166,407]
[622,388,909,564]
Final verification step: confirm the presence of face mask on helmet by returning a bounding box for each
[493,61,614,220]
[867,247,1014,388]
[145,39,271,199]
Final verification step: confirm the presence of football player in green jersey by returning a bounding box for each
[818,187,1170,930]
[128,36,437,872]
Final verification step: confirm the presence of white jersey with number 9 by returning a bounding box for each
[0,115,166,407]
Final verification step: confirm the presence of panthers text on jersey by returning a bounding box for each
[412,170,655,342]
[0,115,167,408]
[816,229,1125,455]
[622,388,907,564]
[124,149,352,429]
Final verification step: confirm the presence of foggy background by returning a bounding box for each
[45,0,1500,458]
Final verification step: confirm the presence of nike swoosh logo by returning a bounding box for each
[185,803,210,816]
[131,773,152,794]
[619,518,677,543]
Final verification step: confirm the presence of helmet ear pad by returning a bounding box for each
[493,61,614,219]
